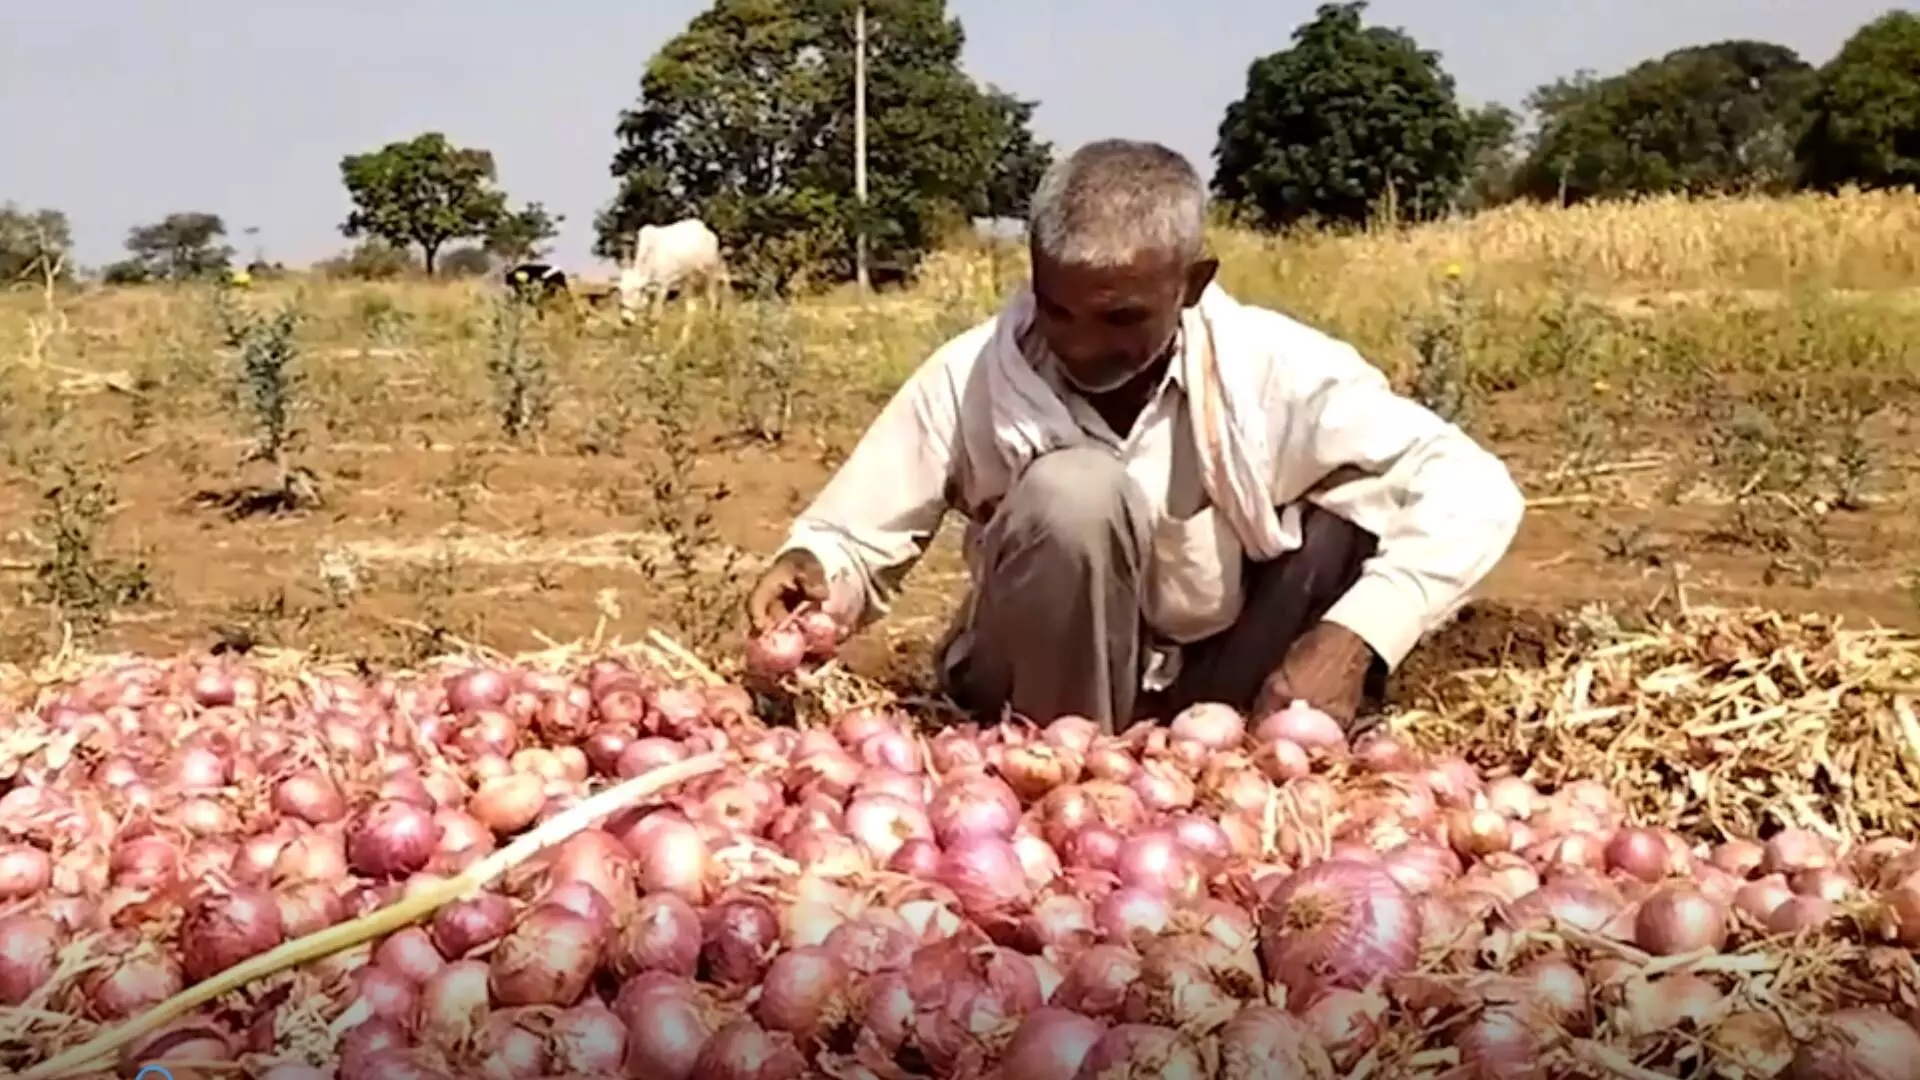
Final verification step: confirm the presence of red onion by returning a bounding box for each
[0,914,61,1005]
[1605,827,1682,882]
[630,813,712,902]
[414,959,490,1050]
[1056,945,1142,1018]
[623,981,714,1079]
[1761,828,1833,875]
[1064,825,1124,872]
[930,776,1021,845]
[1002,1008,1105,1080]
[755,946,849,1044]
[1633,884,1728,955]
[180,883,285,982]
[844,793,932,864]
[1302,988,1386,1070]
[551,1001,627,1075]
[747,623,810,681]
[0,844,51,899]
[702,896,780,988]
[348,799,441,878]
[1254,701,1346,751]
[689,1020,807,1080]
[1258,860,1420,1008]
[1790,1008,1920,1080]
[1113,830,1201,901]
[937,835,1033,918]
[1217,1006,1335,1080]
[1094,888,1170,945]
[1168,702,1245,750]
[614,892,703,977]
[489,906,601,1005]
[375,925,447,983]
[1000,743,1082,802]
[348,965,420,1027]
[431,893,514,958]
[81,943,182,1020]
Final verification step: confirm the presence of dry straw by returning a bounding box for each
[1404,605,1920,844]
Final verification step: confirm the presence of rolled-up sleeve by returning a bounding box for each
[774,338,966,628]
[1269,327,1525,669]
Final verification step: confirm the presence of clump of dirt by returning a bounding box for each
[1386,601,1564,708]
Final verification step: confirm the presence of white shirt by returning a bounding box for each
[775,292,1525,679]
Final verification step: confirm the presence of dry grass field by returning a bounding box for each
[2,189,1917,701]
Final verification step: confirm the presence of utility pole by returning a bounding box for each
[854,0,870,294]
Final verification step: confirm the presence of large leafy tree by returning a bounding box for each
[1798,11,1920,190]
[1212,2,1469,228]
[595,0,1050,291]
[1515,41,1815,201]
[103,212,234,283]
[339,133,514,273]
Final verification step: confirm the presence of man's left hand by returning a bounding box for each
[1254,622,1375,728]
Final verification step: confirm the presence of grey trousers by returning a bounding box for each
[939,446,1380,732]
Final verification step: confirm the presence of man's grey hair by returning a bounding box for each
[1027,139,1208,269]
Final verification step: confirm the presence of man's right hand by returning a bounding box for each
[746,550,831,634]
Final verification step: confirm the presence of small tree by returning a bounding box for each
[0,205,73,285]
[1212,2,1470,228]
[1798,12,1920,190]
[486,202,562,263]
[105,212,234,283]
[339,132,512,274]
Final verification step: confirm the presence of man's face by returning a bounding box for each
[1029,247,1217,394]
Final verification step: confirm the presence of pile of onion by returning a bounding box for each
[0,656,1911,1080]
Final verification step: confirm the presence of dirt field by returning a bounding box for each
[2,190,1916,705]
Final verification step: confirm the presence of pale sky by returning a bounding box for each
[1,1,1907,270]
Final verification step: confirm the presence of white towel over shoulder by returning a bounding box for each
[958,283,1294,559]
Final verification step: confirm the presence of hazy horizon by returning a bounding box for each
[2,0,1906,272]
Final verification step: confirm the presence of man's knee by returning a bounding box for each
[997,447,1144,553]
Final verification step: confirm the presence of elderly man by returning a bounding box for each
[747,139,1524,734]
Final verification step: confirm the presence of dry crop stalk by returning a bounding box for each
[20,752,727,1079]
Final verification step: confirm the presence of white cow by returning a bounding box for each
[617,218,727,325]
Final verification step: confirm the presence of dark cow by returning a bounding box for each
[504,262,569,303]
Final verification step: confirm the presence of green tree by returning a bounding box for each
[104,211,234,283]
[1516,41,1814,201]
[1212,2,1469,228]
[1459,103,1522,210]
[340,132,512,273]
[0,204,72,285]
[596,0,1049,291]
[486,202,563,262]
[1798,11,1920,190]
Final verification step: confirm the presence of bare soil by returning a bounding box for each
[3,379,1911,710]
